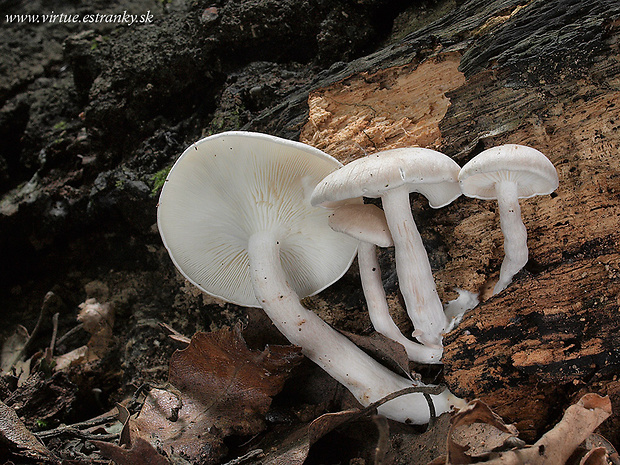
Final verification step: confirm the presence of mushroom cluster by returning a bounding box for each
[158,131,463,425]
[311,148,462,350]
[157,132,558,425]
[313,143,558,356]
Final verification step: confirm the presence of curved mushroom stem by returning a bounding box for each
[248,230,460,424]
[357,241,443,364]
[494,181,528,294]
[380,186,448,348]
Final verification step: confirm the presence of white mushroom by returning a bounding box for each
[328,203,443,364]
[458,144,559,294]
[311,148,462,348]
[158,131,463,424]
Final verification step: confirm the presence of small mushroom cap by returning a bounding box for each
[458,144,559,200]
[328,204,393,247]
[157,131,359,307]
[311,147,462,208]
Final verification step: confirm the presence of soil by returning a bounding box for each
[1,0,620,463]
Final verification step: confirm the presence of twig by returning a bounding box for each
[49,312,59,355]
[56,323,84,346]
[346,385,447,426]
[37,428,119,441]
[423,392,437,430]
[35,413,119,440]
[221,449,264,465]
[159,322,191,344]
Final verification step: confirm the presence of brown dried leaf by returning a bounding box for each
[582,433,620,465]
[260,408,362,465]
[129,326,303,464]
[579,447,609,465]
[513,394,613,465]
[54,346,89,370]
[341,330,412,379]
[77,298,114,334]
[449,399,516,433]
[116,403,132,447]
[93,437,169,465]
[446,399,518,464]
[0,399,58,463]
[439,394,612,465]
[262,386,448,465]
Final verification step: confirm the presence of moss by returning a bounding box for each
[208,104,246,135]
[53,120,68,131]
[150,166,172,197]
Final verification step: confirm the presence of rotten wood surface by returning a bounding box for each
[266,0,620,444]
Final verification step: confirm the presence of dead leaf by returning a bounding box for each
[446,399,518,464]
[129,326,303,464]
[54,298,115,370]
[581,433,620,465]
[1,325,29,373]
[437,394,612,465]
[260,408,363,465]
[579,447,609,465]
[0,399,58,463]
[261,386,450,465]
[77,298,113,334]
[488,394,612,465]
[54,346,89,370]
[342,330,413,379]
[94,437,170,465]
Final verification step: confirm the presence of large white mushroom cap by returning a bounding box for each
[157,131,359,307]
[311,147,462,208]
[459,144,559,200]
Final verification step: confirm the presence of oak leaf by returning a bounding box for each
[128,326,303,464]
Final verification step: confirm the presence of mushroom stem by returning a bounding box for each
[247,230,459,424]
[357,242,443,364]
[494,180,528,294]
[380,185,448,347]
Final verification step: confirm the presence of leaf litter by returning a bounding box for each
[1,297,618,465]
[429,394,618,465]
[54,298,115,371]
[99,325,304,464]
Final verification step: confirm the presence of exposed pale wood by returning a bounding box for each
[291,0,620,444]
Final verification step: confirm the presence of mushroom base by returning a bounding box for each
[357,241,443,364]
[247,230,460,424]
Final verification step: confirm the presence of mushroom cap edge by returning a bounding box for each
[157,131,360,307]
[458,144,559,200]
[311,147,462,209]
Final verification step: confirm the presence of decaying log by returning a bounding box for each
[285,0,620,444]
